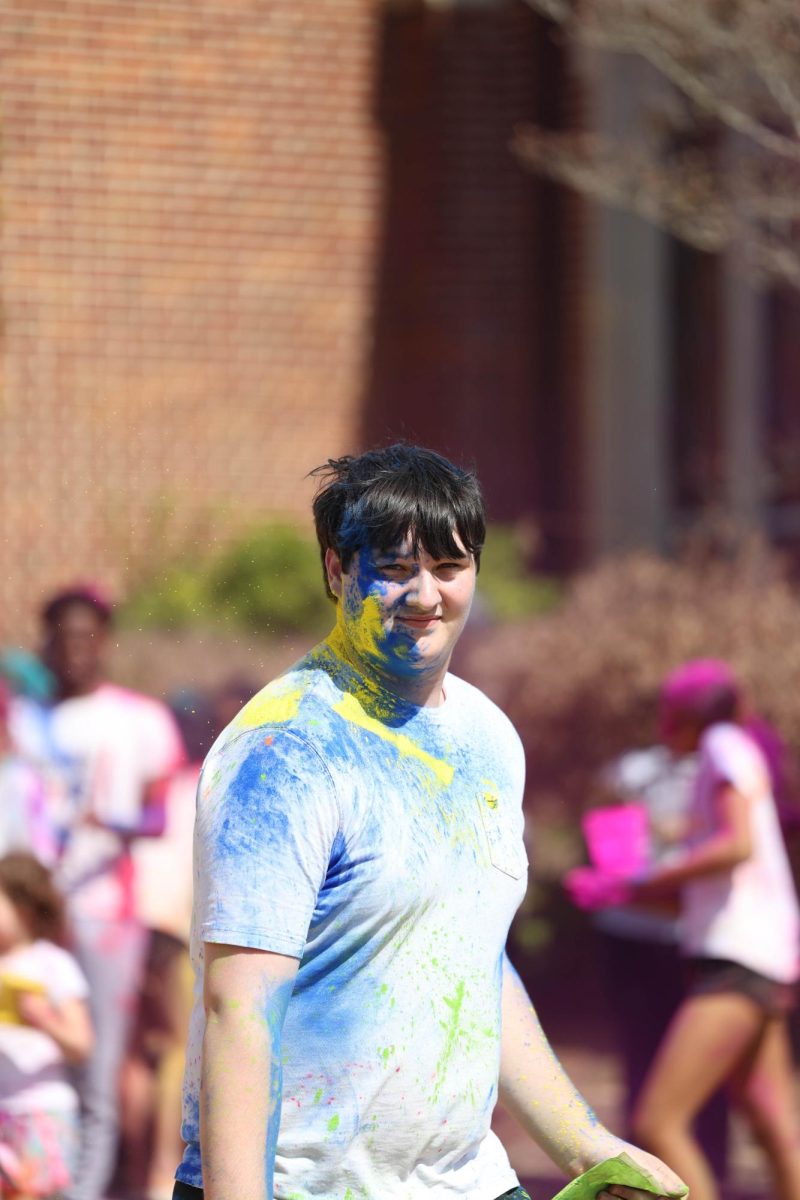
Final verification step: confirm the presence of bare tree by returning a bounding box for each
[515,0,800,287]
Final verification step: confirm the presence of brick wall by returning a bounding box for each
[365,2,588,566]
[0,0,383,638]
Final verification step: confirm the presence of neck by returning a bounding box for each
[6,933,33,954]
[57,677,103,702]
[326,624,448,709]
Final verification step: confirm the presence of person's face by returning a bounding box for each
[325,535,477,686]
[43,602,108,696]
[659,701,700,755]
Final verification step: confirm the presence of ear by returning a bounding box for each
[324,548,344,600]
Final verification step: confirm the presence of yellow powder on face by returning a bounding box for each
[333,693,454,787]
[338,594,388,664]
[233,680,305,730]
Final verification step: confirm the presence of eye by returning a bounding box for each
[437,561,469,577]
[379,562,412,578]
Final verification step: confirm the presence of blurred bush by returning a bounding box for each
[123,521,556,636]
[460,534,800,878]
[477,525,561,621]
[122,522,332,636]
[206,526,331,634]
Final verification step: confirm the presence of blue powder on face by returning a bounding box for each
[346,547,428,676]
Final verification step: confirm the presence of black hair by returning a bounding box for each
[41,586,113,629]
[311,444,485,601]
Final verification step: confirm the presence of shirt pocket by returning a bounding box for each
[477,790,528,880]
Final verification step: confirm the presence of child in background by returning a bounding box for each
[0,854,92,1199]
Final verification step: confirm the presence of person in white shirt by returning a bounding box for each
[174,444,684,1200]
[13,586,185,1200]
[581,745,730,1179]
[0,852,93,1198]
[629,660,800,1200]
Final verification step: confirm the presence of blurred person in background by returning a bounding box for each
[0,853,93,1199]
[10,586,185,1200]
[627,661,800,1200]
[575,738,730,1180]
[121,681,255,1200]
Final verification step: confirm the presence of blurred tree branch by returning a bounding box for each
[515,0,800,287]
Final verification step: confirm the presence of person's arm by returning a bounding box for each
[499,956,685,1199]
[200,942,298,1200]
[130,775,170,838]
[83,775,171,840]
[17,993,93,1064]
[635,782,752,898]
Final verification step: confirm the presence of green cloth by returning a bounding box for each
[551,1153,689,1200]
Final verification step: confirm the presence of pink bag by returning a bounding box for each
[582,803,649,877]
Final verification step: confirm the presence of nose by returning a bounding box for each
[406,568,440,610]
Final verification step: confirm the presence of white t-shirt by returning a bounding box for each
[133,764,199,942]
[0,939,89,1114]
[681,723,800,983]
[177,641,528,1199]
[11,686,185,922]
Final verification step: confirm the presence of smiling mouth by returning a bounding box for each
[396,615,441,626]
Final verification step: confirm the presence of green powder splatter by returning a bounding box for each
[432,979,465,1100]
[327,1113,340,1132]
[313,1088,323,1104]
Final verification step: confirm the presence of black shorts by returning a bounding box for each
[173,1184,531,1200]
[685,956,797,1018]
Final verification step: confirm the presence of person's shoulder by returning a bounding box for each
[701,721,753,758]
[446,673,521,740]
[31,941,89,995]
[228,654,336,737]
[32,939,76,968]
[89,682,171,721]
[701,722,767,780]
[206,650,340,766]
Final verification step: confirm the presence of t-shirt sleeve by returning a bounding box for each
[45,946,90,1006]
[194,726,341,958]
[701,725,768,800]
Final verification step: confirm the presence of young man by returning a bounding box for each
[11,586,185,1200]
[175,445,684,1200]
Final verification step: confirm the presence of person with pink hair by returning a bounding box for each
[629,660,800,1200]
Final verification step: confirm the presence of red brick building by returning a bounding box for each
[2,0,798,639]
[2,0,594,642]
[1,0,382,637]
